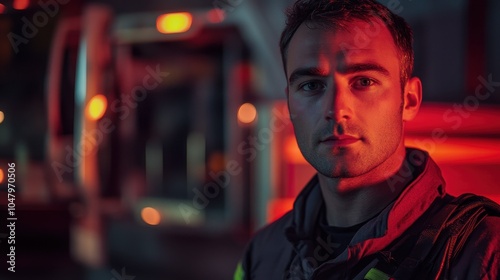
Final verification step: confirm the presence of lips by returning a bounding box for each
[320,135,360,146]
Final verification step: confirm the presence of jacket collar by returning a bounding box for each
[285,148,447,262]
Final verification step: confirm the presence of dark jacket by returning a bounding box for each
[239,148,500,279]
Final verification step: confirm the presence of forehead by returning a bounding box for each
[286,18,399,75]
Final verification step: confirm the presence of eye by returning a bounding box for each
[352,77,376,90]
[298,81,326,92]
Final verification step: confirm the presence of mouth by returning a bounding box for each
[320,135,361,147]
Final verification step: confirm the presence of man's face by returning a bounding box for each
[286,19,405,178]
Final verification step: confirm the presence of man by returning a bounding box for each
[235,0,500,279]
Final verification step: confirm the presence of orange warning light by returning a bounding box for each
[157,12,193,34]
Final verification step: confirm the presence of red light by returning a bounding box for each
[268,198,294,223]
[13,0,29,10]
[207,8,225,23]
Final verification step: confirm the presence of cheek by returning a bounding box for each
[289,103,316,141]
[289,100,307,123]
[290,106,320,136]
[289,96,323,120]
[291,116,310,136]
[360,96,403,136]
[379,104,404,138]
[288,96,306,112]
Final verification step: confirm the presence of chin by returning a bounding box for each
[317,165,362,179]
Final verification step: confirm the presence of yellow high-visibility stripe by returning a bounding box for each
[364,268,390,280]
[234,262,244,280]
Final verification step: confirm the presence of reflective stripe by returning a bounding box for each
[234,262,244,280]
[364,268,390,280]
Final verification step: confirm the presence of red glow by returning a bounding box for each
[405,103,500,135]
[13,0,29,10]
[267,198,294,223]
[230,62,252,90]
[405,137,500,164]
[207,8,225,23]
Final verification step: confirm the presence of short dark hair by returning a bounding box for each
[280,0,414,88]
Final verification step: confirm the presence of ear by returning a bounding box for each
[402,77,422,121]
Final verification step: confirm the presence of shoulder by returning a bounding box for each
[462,215,500,259]
[469,215,500,243]
[240,211,295,278]
[247,210,294,254]
[451,216,500,279]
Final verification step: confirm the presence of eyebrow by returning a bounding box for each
[288,63,390,85]
[338,63,390,77]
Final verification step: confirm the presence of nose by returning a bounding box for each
[324,84,352,121]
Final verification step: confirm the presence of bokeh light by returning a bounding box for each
[237,103,257,124]
[141,207,161,226]
[86,94,107,121]
[157,12,193,34]
[13,0,29,10]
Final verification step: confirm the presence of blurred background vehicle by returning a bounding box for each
[0,0,499,279]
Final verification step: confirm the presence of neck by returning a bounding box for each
[318,145,413,227]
